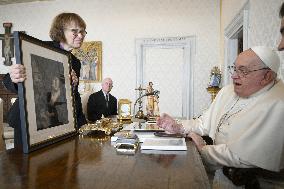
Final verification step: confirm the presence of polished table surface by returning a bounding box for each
[0,134,210,189]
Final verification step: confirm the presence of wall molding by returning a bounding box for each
[135,36,196,119]
[224,1,249,85]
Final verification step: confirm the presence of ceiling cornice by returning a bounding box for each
[0,0,52,5]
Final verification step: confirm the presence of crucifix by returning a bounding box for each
[0,23,14,66]
[134,85,146,119]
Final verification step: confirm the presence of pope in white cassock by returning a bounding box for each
[157,46,284,177]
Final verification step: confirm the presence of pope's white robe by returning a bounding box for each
[182,80,284,172]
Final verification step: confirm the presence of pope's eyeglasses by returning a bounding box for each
[227,65,269,78]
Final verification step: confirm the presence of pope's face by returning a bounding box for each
[231,50,268,98]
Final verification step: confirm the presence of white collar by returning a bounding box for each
[103,91,109,98]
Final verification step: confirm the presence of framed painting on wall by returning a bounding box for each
[72,41,102,82]
[13,31,77,153]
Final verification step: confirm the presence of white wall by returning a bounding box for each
[222,0,282,49]
[221,0,284,79]
[249,0,283,47]
[220,0,247,64]
[0,0,221,117]
[249,0,284,79]
[222,0,248,29]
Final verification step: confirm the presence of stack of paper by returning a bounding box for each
[140,149,187,155]
[111,130,130,142]
[141,138,187,151]
[111,122,163,143]
[122,122,138,130]
[111,130,157,143]
[122,122,163,131]
[113,123,187,149]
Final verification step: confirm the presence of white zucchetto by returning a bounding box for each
[251,46,280,73]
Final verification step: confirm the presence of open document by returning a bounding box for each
[141,138,187,151]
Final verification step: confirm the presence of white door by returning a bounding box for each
[144,47,183,117]
[136,36,196,119]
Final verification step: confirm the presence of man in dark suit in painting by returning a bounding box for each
[87,77,117,122]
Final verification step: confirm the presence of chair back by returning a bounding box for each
[81,91,94,121]
[0,98,5,150]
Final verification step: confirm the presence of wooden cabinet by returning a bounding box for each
[0,74,17,123]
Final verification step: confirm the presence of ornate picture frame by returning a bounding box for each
[14,32,77,153]
[118,99,132,120]
[72,41,102,83]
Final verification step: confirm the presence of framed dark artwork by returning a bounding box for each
[13,31,77,153]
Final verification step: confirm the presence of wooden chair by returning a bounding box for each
[0,97,16,150]
[81,91,94,122]
[0,98,5,151]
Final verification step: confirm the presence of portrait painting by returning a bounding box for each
[31,54,69,130]
[14,32,76,153]
[72,41,102,82]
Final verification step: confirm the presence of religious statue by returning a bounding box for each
[146,82,154,116]
[133,82,160,120]
[207,66,222,102]
[153,94,159,116]
[146,82,159,117]
[0,23,14,66]
[208,66,221,87]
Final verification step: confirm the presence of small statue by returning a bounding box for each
[146,82,159,117]
[208,66,221,87]
[207,66,222,102]
[153,95,159,116]
[146,82,154,116]
[0,23,14,66]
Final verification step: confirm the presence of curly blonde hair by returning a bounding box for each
[49,12,86,42]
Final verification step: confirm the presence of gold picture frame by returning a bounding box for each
[118,99,132,120]
[72,41,102,83]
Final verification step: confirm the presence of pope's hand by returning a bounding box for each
[189,132,206,151]
[9,64,26,83]
[156,113,184,134]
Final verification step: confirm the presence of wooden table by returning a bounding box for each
[0,134,210,189]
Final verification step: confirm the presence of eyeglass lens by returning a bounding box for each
[67,28,87,36]
[227,65,269,77]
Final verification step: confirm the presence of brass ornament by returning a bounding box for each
[79,118,123,135]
